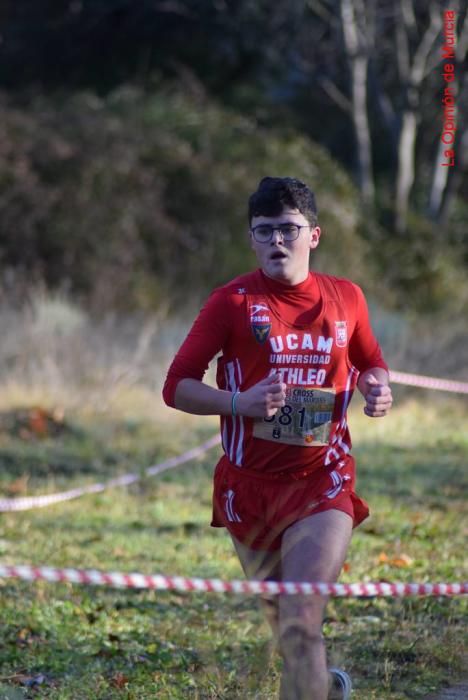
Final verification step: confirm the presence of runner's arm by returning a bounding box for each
[347,284,392,416]
[348,283,388,375]
[174,374,286,418]
[163,286,288,418]
[162,290,230,412]
[174,378,234,416]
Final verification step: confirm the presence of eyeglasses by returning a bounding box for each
[250,223,310,243]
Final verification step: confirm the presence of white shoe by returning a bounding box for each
[329,668,352,699]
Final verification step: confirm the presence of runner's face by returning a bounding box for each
[250,208,320,285]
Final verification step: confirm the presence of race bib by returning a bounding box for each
[253,386,336,447]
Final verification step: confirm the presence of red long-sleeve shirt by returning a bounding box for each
[163,269,387,476]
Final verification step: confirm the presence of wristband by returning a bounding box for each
[231,390,241,417]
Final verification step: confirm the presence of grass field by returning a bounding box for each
[0,389,467,699]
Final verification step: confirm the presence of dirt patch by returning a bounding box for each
[424,684,468,699]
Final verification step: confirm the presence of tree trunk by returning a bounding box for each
[352,55,374,205]
[395,108,417,233]
[340,0,375,206]
[393,0,442,233]
[428,137,452,220]
[438,126,468,228]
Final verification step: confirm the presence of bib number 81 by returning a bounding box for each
[264,405,306,427]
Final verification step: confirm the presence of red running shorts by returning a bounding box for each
[211,454,369,551]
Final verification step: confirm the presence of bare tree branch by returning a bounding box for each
[400,0,417,33]
[368,62,398,145]
[317,77,354,113]
[409,1,443,85]
[306,0,340,28]
[396,0,411,77]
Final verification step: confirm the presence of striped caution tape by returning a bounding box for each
[0,435,221,512]
[0,564,466,596]
[389,370,468,394]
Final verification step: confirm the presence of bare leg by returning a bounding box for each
[231,509,352,699]
[231,535,282,640]
[279,509,353,700]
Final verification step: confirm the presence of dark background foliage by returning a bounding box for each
[0,0,466,313]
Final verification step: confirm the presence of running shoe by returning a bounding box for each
[329,668,352,699]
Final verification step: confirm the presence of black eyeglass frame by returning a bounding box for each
[250,223,312,243]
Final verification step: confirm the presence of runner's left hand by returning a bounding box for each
[364,374,393,417]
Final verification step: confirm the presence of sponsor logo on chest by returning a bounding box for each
[249,302,272,344]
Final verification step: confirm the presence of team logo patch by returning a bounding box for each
[335,321,348,348]
[252,324,271,344]
[250,302,271,344]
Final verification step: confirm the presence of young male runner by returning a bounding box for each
[163,177,393,700]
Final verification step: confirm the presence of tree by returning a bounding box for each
[304,0,466,233]
[392,0,442,233]
[339,0,375,206]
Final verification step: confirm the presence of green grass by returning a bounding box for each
[0,396,467,699]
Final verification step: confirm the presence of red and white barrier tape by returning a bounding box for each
[0,564,466,596]
[389,370,468,394]
[0,370,466,513]
[0,435,221,512]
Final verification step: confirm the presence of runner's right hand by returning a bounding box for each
[234,374,286,418]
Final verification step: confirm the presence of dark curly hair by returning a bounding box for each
[248,177,318,226]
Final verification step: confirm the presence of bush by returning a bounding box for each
[0,84,368,311]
